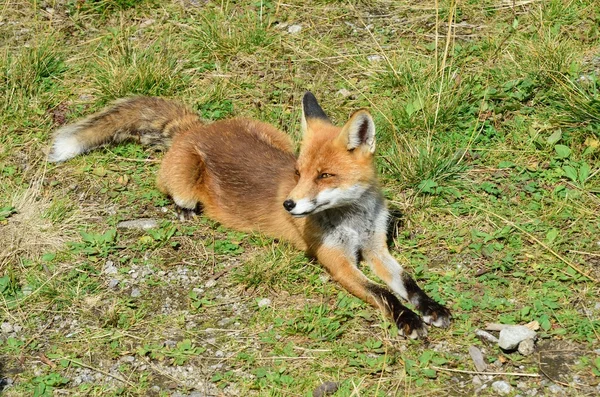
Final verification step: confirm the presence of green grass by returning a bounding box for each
[1,0,599,396]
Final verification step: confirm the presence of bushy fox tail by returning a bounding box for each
[48,97,200,162]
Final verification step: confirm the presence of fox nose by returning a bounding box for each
[283,199,296,212]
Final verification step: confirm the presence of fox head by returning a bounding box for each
[283,92,378,217]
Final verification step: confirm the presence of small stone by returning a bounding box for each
[287,24,302,34]
[103,261,118,275]
[475,329,499,344]
[131,288,141,298]
[12,325,22,333]
[518,338,535,356]
[205,279,216,288]
[336,88,352,98]
[108,279,119,289]
[367,54,383,62]
[215,350,224,358]
[1,322,13,333]
[547,383,565,395]
[492,380,512,395]
[150,385,160,392]
[472,375,482,386]
[468,346,487,372]
[121,355,135,363]
[499,325,537,350]
[164,340,177,348]
[257,298,271,308]
[139,18,155,28]
[117,218,158,230]
[313,381,338,397]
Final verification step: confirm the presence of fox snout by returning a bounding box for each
[283,199,296,211]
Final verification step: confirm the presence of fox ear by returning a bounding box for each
[338,110,376,153]
[301,92,330,137]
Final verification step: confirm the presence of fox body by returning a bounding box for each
[49,93,451,338]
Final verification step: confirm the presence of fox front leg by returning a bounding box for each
[363,237,452,329]
[315,245,428,339]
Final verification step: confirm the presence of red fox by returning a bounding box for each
[48,92,451,338]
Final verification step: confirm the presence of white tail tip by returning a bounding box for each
[48,130,84,162]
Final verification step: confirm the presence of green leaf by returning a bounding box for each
[562,165,578,182]
[554,145,571,159]
[422,368,437,379]
[545,228,559,244]
[546,130,562,145]
[418,179,438,194]
[578,162,590,184]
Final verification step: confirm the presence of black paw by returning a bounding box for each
[419,299,452,328]
[396,309,427,339]
[175,203,203,221]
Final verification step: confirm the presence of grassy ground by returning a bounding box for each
[1,0,599,395]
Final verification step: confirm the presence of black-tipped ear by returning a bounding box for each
[302,92,329,122]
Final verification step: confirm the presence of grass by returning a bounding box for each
[1,0,599,396]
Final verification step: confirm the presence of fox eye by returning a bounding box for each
[318,173,334,179]
[295,169,300,176]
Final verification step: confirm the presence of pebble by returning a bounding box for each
[1,322,13,333]
[547,383,565,395]
[313,381,338,397]
[121,355,135,363]
[108,279,119,289]
[117,218,158,230]
[475,329,499,344]
[518,338,535,356]
[257,298,271,308]
[131,288,141,298]
[205,279,216,288]
[498,325,536,350]
[367,54,383,62]
[491,380,512,395]
[336,88,352,98]
[468,345,487,372]
[288,25,302,34]
[215,350,224,358]
[103,261,118,275]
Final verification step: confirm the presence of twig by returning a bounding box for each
[65,358,135,388]
[568,250,600,257]
[431,366,540,378]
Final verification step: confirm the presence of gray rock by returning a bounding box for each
[108,279,119,289]
[288,25,302,34]
[117,218,158,230]
[518,338,535,356]
[499,325,537,350]
[468,345,487,372]
[131,288,141,298]
[313,381,338,397]
[367,54,383,62]
[492,380,512,395]
[475,329,499,344]
[121,355,135,363]
[547,383,565,395]
[1,322,13,333]
[103,261,118,275]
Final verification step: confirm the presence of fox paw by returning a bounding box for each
[396,310,428,339]
[175,203,203,221]
[420,299,452,328]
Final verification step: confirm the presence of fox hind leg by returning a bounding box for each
[157,142,207,220]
